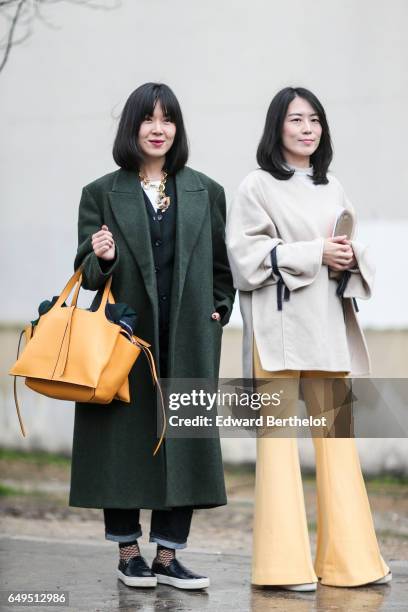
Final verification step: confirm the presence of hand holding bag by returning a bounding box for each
[329,207,355,280]
[9,268,166,454]
[328,208,359,310]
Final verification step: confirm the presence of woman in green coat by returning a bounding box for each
[69,82,235,589]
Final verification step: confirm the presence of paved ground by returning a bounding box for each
[0,454,407,611]
[0,536,407,612]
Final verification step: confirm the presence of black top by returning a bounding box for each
[142,175,177,376]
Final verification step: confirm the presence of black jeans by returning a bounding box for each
[103,507,194,549]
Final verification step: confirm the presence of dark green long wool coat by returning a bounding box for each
[69,166,235,510]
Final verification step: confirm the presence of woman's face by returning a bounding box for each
[138,101,176,163]
[281,96,322,165]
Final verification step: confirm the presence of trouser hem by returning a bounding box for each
[252,574,318,586]
[105,529,143,543]
[149,533,187,549]
[319,567,391,588]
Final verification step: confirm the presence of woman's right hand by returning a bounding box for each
[92,224,115,261]
[323,235,354,271]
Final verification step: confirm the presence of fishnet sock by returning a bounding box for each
[119,540,140,561]
[156,545,176,567]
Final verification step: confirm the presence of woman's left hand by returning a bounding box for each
[211,312,221,321]
[331,238,358,270]
[343,239,358,269]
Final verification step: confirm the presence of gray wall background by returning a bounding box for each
[1,0,407,469]
[1,0,408,326]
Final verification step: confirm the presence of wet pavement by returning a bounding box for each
[0,535,406,612]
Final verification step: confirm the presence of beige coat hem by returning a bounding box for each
[240,291,371,378]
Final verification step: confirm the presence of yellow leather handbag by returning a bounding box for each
[9,268,165,454]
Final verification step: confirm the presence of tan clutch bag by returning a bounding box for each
[329,208,355,280]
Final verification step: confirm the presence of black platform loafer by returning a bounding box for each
[117,556,157,588]
[152,558,210,589]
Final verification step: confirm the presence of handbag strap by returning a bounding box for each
[132,337,166,456]
[57,273,114,378]
[54,268,112,314]
[13,329,27,437]
[97,274,113,313]
[55,268,82,309]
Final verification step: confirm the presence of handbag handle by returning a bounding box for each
[52,268,113,314]
[54,268,82,309]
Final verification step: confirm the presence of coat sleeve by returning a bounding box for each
[226,179,323,292]
[74,186,120,290]
[211,187,236,325]
[341,194,375,299]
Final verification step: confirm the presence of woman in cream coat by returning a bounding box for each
[226,87,391,591]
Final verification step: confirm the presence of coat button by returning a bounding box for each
[157,214,163,221]
[155,240,162,247]
[161,295,167,301]
[155,265,160,272]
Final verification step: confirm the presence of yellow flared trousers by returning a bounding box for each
[252,342,389,587]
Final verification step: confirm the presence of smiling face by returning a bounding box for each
[281,96,322,167]
[137,100,176,164]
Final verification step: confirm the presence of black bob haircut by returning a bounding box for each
[257,87,333,185]
[113,82,189,174]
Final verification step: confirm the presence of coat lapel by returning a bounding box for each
[108,167,209,345]
[170,167,209,332]
[108,169,158,314]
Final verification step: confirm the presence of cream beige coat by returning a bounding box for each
[226,168,375,377]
